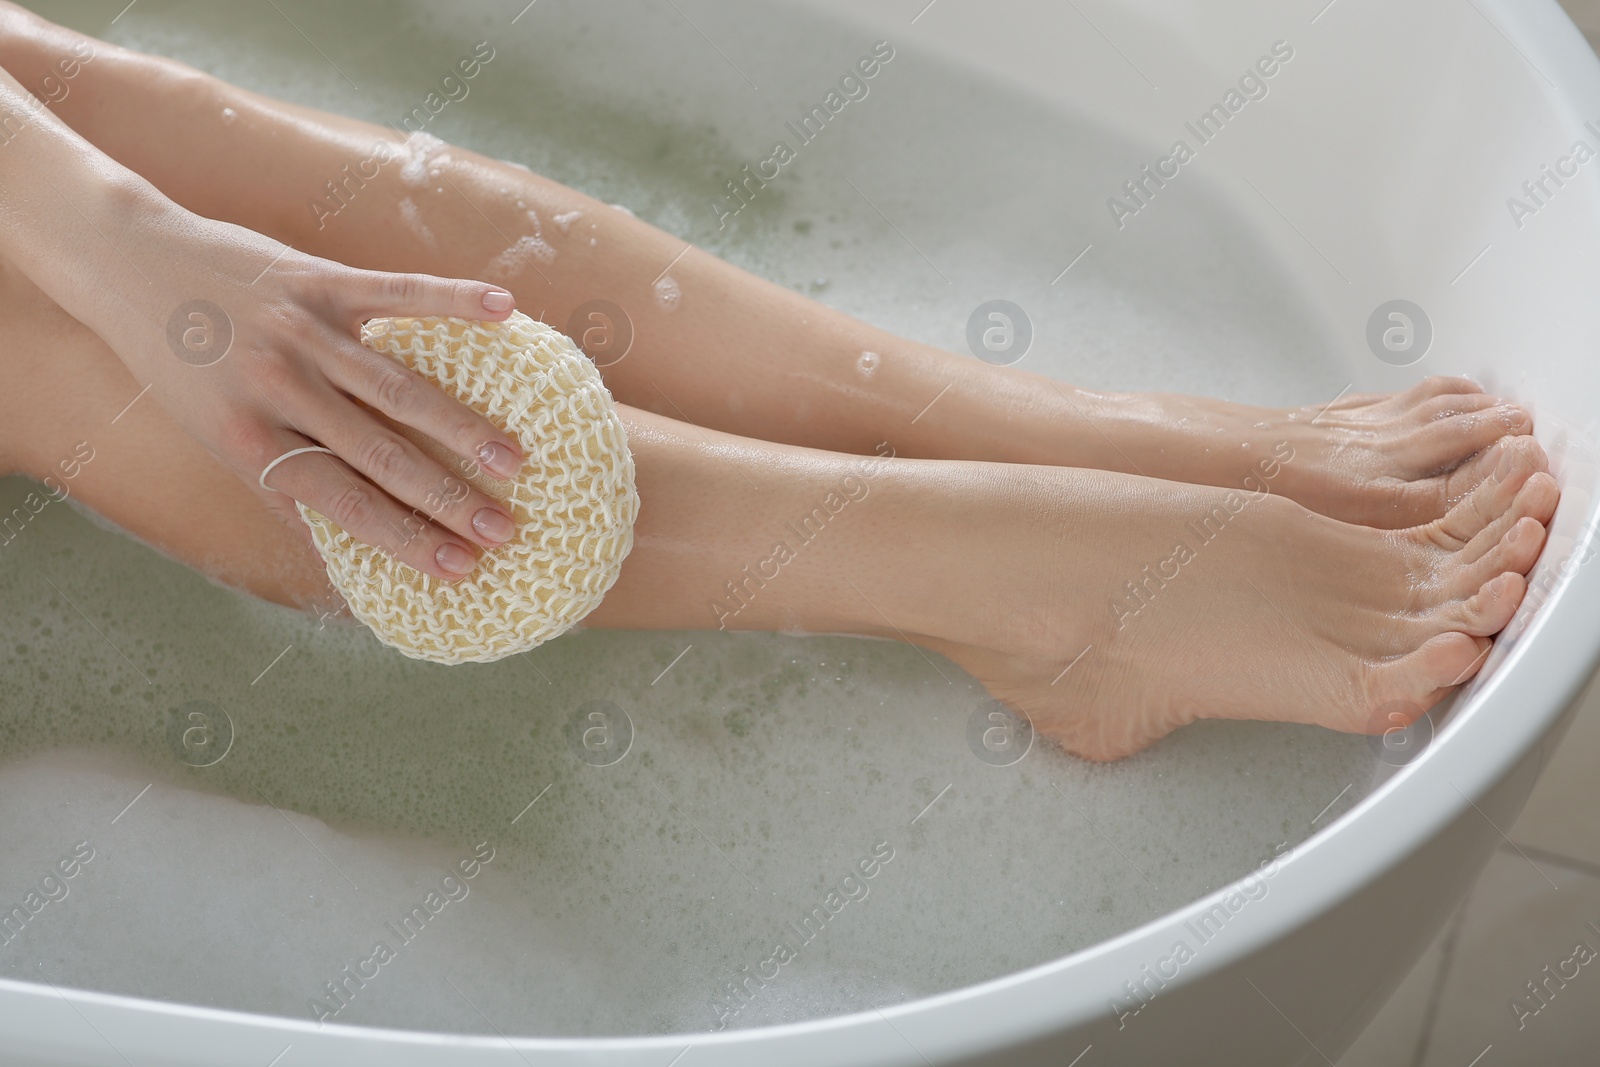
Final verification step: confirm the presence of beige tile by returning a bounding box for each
[1559,0,1600,55]
[1418,851,1600,1067]
[1563,0,1600,35]
[1346,662,1600,1063]
[1337,917,1453,1067]
[1511,668,1600,867]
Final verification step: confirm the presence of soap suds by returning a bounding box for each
[485,236,556,280]
[653,275,681,310]
[396,197,437,250]
[399,132,447,186]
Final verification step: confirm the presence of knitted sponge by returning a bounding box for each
[299,312,637,665]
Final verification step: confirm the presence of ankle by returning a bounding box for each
[834,460,1071,651]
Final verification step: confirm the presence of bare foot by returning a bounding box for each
[1060,376,1534,531]
[906,435,1556,761]
[1245,377,1533,528]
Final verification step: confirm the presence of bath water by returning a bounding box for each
[0,0,1377,1036]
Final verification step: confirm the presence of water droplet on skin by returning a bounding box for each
[654,275,681,311]
[221,107,237,123]
[1253,421,1270,430]
[857,351,880,378]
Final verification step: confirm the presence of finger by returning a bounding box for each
[349,269,516,323]
[296,384,516,550]
[321,334,524,480]
[259,432,482,582]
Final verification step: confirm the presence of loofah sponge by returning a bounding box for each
[299,312,637,665]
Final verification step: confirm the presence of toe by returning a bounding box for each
[1415,393,1502,422]
[1385,431,1544,530]
[1453,516,1548,596]
[1365,631,1491,726]
[1445,572,1527,637]
[1406,404,1534,475]
[1420,633,1491,694]
[1402,376,1486,403]
[1440,436,1550,507]
[1458,473,1559,565]
[1424,445,1545,548]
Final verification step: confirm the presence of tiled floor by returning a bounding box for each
[1336,5,1600,1063]
[1337,669,1600,1065]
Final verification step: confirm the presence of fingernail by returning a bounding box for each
[482,289,514,314]
[478,441,521,479]
[472,507,514,545]
[436,542,476,577]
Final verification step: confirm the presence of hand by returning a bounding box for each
[116,203,526,581]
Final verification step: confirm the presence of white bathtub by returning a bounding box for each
[4,0,1600,1064]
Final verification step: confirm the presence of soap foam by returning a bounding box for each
[652,274,681,311]
[396,196,437,250]
[398,132,446,186]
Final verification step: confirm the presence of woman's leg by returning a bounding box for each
[0,253,1558,760]
[0,4,1531,529]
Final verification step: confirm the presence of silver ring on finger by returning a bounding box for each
[259,445,337,492]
